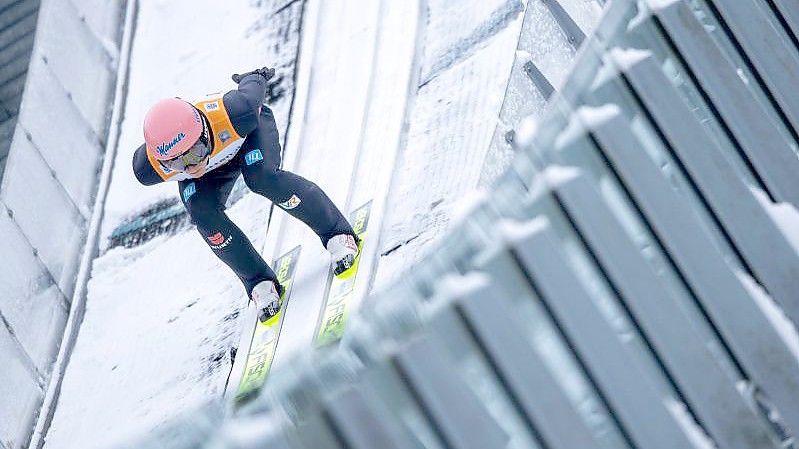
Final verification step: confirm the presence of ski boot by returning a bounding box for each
[326,233,360,276]
[251,280,281,323]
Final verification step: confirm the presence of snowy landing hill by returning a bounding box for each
[41,0,601,448]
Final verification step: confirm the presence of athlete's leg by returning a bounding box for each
[239,107,354,246]
[178,164,279,297]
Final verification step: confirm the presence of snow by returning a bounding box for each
[44,2,284,448]
[498,217,551,244]
[44,0,418,446]
[750,187,799,252]
[542,164,581,186]
[260,0,388,372]
[374,3,525,289]
[447,190,491,226]
[0,213,67,373]
[524,164,584,203]
[557,0,604,35]
[608,47,653,70]
[646,0,682,11]
[553,104,621,151]
[100,0,291,245]
[432,272,492,304]
[477,0,599,188]
[664,398,717,449]
[43,196,268,449]
[40,0,603,446]
[736,270,799,363]
[29,2,138,446]
[515,115,540,150]
[421,0,524,84]
[520,0,583,88]
[212,415,285,448]
[576,104,622,128]
[554,112,586,149]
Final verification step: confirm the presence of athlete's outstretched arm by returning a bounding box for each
[224,73,270,137]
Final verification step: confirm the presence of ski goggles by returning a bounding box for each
[160,137,212,173]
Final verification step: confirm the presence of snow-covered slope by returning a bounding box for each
[257,0,422,376]
[42,0,602,447]
[374,0,602,289]
[44,1,300,447]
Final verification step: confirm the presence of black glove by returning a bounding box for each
[232,67,275,84]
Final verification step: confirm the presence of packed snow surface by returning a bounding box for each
[43,0,601,447]
[45,2,281,447]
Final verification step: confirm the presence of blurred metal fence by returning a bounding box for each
[124,0,799,447]
[0,1,127,448]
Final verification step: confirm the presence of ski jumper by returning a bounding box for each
[132,74,354,296]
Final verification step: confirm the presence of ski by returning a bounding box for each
[314,201,372,347]
[232,245,301,405]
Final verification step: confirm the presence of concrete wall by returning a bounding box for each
[0,1,126,447]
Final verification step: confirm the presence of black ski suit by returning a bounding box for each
[132,74,353,296]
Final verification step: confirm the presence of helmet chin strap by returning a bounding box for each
[195,107,214,151]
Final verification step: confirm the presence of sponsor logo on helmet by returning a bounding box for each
[156,132,186,156]
[245,149,263,165]
[278,194,301,210]
[203,101,219,112]
[219,130,231,142]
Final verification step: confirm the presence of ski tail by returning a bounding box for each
[228,245,302,405]
[314,201,372,347]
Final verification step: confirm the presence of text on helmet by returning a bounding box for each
[156,132,187,156]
